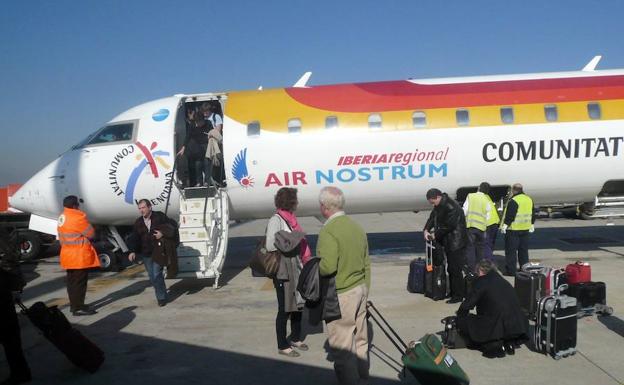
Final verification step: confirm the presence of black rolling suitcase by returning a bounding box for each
[18,301,104,373]
[565,281,613,316]
[534,285,577,359]
[514,270,545,319]
[407,258,426,293]
[425,241,447,301]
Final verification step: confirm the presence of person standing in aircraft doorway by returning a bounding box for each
[423,188,469,304]
[202,103,225,186]
[500,183,535,276]
[177,109,210,187]
[463,182,492,270]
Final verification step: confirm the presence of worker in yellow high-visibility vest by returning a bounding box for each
[500,183,535,276]
[462,182,491,270]
[481,183,501,260]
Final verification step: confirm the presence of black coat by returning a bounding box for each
[297,258,341,326]
[457,270,528,344]
[129,211,176,266]
[424,193,469,252]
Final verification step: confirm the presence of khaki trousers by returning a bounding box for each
[326,284,369,385]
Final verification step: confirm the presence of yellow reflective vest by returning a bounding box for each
[486,195,500,227]
[504,194,534,231]
[465,192,488,231]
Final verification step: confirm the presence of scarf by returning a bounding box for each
[277,209,312,264]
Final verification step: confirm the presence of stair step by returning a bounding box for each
[179,228,211,242]
[180,199,216,214]
[590,206,624,218]
[177,256,208,272]
[179,212,216,228]
[177,241,210,257]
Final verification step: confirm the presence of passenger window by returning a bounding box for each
[287,118,301,133]
[500,107,514,124]
[412,111,426,128]
[456,109,469,126]
[544,105,558,122]
[587,102,601,120]
[247,121,260,136]
[85,123,134,146]
[325,116,338,129]
[368,113,382,130]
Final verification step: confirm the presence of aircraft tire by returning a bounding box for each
[16,230,41,261]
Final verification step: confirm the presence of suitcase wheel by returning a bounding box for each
[599,306,614,316]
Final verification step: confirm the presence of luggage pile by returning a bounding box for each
[513,260,613,359]
[407,240,448,300]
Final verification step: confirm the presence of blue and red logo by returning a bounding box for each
[108,141,171,204]
[232,148,254,188]
[124,141,170,203]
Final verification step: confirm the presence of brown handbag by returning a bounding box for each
[249,236,281,278]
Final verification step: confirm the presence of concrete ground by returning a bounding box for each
[2,212,624,385]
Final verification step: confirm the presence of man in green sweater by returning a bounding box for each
[317,186,371,385]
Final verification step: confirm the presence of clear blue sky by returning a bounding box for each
[1,0,623,185]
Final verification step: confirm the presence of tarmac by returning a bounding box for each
[2,211,624,385]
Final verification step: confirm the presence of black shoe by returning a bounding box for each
[158,300,167,307]
[482,348,506,359]
[446,297,463,304]
[504,342,515,355]
[72,308,96,316]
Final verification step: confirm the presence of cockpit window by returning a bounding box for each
[73,122,136,149]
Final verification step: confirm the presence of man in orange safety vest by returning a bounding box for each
[57,195,100,316]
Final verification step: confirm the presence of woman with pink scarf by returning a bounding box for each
[265,187,312,357]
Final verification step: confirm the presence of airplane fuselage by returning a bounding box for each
[11,67,624,233]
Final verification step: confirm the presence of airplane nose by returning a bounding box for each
[10,158,63,218]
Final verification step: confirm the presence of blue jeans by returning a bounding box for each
[141,255,167,301]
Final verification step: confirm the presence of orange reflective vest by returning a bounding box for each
[57,208,100,270]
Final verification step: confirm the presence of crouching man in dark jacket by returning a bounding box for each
[456,259,528,358]
[128,199,178,307]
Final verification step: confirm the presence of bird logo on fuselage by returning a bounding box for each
[232,148,254,188]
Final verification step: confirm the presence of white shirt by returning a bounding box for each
[205,113,223,128]
[324,211,345,226]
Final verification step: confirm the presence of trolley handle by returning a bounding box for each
[366,301,409,354]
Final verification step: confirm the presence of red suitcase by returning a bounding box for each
[565,261,591,284]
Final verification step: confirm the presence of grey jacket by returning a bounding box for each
[266,214,305,312]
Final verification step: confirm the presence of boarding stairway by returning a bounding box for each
[171,187,229,287]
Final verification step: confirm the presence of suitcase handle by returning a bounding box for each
[366,301,408,354]
[556,284,569,296]
[15,299,28,314]
[425,240,435,272]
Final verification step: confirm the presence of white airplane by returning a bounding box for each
[10,56,624,283]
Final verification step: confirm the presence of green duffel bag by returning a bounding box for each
[402,334,470,385]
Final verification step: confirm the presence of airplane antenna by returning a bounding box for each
[582,55,602,71]
[293,71,312,87]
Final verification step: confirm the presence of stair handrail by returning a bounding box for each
[164,156,180,218]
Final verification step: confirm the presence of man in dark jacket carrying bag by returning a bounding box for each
[423,188,469,303]
[0,229,31,384]
[456,259,528,358]
[128,199,178,307]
